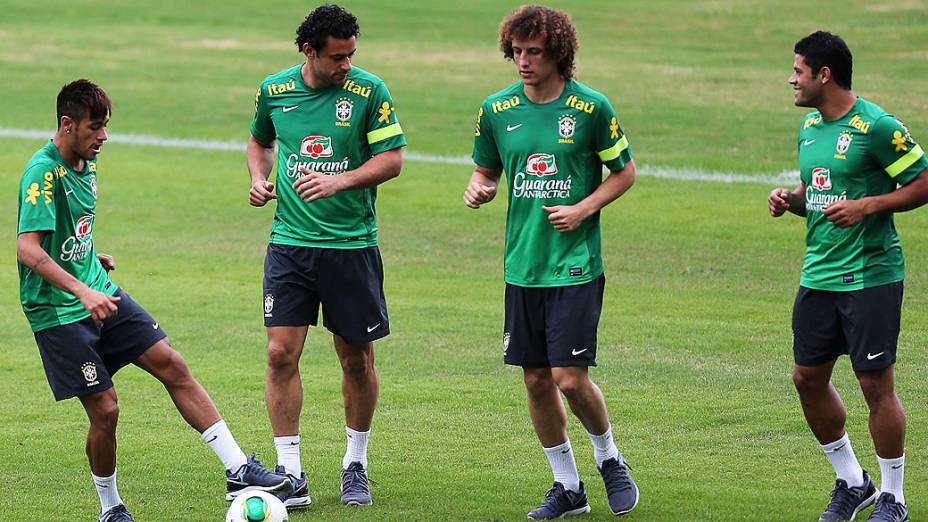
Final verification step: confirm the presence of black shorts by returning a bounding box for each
[263,244,389,344]
[792,282,903,371]
[503,274,604,368]
[34,289,167,401]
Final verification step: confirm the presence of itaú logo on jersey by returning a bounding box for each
[526,153,558,176]
[300,136,334,159]
[60,215,94,262]
[810,167,832,191]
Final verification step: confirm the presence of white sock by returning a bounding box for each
[343,426,370,469]
[878,454,905,505]
[201,420,248,472]
[587,425,621,468]
[274,435,301,476]
[543,440,581,493]
[91,470,123,515]
[821,433,865,488]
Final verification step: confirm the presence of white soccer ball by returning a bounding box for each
[226,491,289,522]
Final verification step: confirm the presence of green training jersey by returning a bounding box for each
[472,80,632,287]
[798,97,928,291]
[251,65,406,249]
[17,140,117,332]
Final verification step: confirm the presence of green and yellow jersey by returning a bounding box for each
[472,80,632,287]
[251,65,406,249]
[798,97,928,291]
[17,140,117,332]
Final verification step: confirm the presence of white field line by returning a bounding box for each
[0,127,799,185]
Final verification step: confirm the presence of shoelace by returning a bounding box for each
[243,453,277,480]
[536,485,570,513]
[870,497,905,520]
[824,483,859,516]
[342,467,371,494]
[603,460,635,495]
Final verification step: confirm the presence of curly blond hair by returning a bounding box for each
[499,5,579,80]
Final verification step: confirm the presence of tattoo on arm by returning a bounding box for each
[31,255,52,271]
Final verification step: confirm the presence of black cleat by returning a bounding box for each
[99,504,134,522]
[273,465,312,508]
[866,492,909,522]
[599,457,639,516]
[819,471,878,521]
[340,461,373,506]
[225,454,291,501]
[527,481,591,520]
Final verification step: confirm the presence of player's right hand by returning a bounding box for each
[768,188,790,217]
[77,288,121,325]
[463,181,497,209]
[250,180,277,207]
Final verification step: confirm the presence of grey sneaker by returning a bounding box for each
[867,493,909,522]
[819,471,878,521]
[599,457,639,516]
[527,481,591,520]
[273,465,312,508]
[225,454,291,501]
[99,504,134,522]
[340,461,373,506]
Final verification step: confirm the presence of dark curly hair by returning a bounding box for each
[56,79,111,127]
[499,5,579,81]
[295,4,360,53]
[794,31,853,90]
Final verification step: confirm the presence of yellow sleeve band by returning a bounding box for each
[886,144,925,178]
[367,123,403,145]
[597,135,629,162]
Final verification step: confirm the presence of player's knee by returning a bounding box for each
[89,397,119,431]
[857,373,893,403]
[792,367,825,393]
[523,370,554,397]
[554,374,584,396]
[340,351,373,378]
[267,342,300,373]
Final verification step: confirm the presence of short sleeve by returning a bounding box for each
[18,163,57,234]
[250,82,276,145]
[365,82,406,155]
[471,102,502,169]
[593,99,632,172]
[871,116,928,186]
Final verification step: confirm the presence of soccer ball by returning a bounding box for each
[226,491,289,522]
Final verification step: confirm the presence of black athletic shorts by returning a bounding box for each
[792,282,903,372]
[263,244,389,344]
[34,289,167,401]
[503,274,605,368]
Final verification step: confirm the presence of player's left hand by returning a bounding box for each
[294,167,345,203]
[97,252,116,272]
[823,199,869,227]
[542,205,588,233]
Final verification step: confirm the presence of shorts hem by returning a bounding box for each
[54,381,114,402]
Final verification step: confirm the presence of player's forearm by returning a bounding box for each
[16,236,90,297]
[862,169,928,215]
[337,148,403,191]
[787,183,807,217]
[247,136,275,183]
[576,160,636,217]
[471,167,502,188]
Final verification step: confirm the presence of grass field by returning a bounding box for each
[2,1,928,520]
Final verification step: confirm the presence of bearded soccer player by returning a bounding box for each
[769,31,928,522]
[247,4,404,508]
[16,80,290,522]
[464,6,638,519]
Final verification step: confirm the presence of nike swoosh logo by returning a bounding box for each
[206,435,218,443]
[367,323,381,333]
[506,124,523,132]
[282,105,299,113]
[65,189,74,196]
[867,351,885,360]
[571,348,588,356]
[152,323,159,330]
[803,139,815,146]
[830,442,847,452]
[892,463,904,469]
[289,441,300,445]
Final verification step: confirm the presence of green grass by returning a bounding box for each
[1,1,928,520]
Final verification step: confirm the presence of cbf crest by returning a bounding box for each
[81,362,99,386]
[834,131,852,159]
[335,97,353,127]
[264,293,274,317]
[558,115,576,144]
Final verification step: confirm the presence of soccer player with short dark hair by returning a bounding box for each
[464,5,639,519]
[17,80,290,522]
[247,3,405,508]
[769,31,928,522]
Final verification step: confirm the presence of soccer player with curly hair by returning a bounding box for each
[247,4,405,508]
[465,5,639,519]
